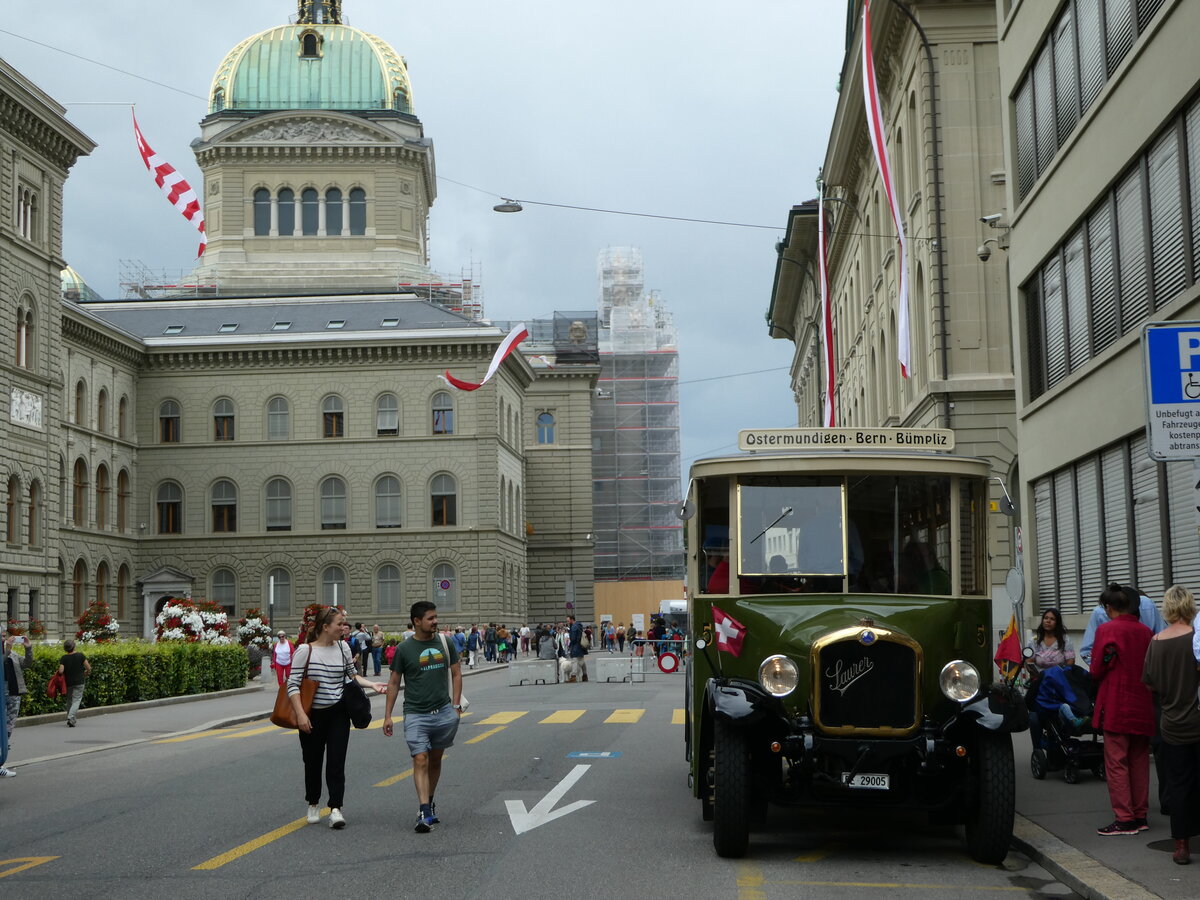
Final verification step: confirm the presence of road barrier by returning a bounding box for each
[508,658,558,686]
[594,655,646,683]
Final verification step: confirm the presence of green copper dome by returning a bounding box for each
[208,23,413,114]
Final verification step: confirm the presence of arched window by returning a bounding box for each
[213,398,235,441]
[117,565,129,619]
[211,479,237,532]
[320,476,347,529]
[322,566,347,605]
[301,188,319,235]
[266,478,292,531]
[267,396,290,440]
[15,304,31,368]
[28,480,41,546]
[212,87,225,111]
[5,475,17,544]
[432,562,457,610]
[267,568,292,615]
[432,391,454,435]
[278,188,296,236]
[326,188,343,235]
[97,389,108,433]
[537,411,555,444]
[75,379,86,426]
[300,31,321,58]
[253,188,271,235]
[73,559,87,617]
[377,564,402,613]
[95,464,109,530]
[348,187,366,235]
[500,476,508,532]
[431,473,457,527]
[375,475,402,528]
[96,561,109,607]
[157,482,183,534]
[72,459,88,526]
[376,393,399,436]
[516,485,522,533]
[212,568,236,613]
[116,470,130,532]
[322,395,344,438]
[118,396,128,439]
[159,400,181,443]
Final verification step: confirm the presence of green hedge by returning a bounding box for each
[17,642,249,717]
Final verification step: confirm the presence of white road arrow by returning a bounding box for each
[505,764,596,835]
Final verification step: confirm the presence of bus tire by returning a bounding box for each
[712,718,751,858]
[963,730,1015,865]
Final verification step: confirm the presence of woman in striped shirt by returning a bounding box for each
[288,605,387,829]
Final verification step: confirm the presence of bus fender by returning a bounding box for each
[707,678,771,727]
[959,684,1029,733]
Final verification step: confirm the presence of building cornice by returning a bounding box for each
[0,88,95,171]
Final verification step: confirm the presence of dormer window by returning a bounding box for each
[299,30,322,59]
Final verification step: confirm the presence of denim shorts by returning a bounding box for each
[403,704,459,756]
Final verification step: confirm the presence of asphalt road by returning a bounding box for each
[0,664,1078,898]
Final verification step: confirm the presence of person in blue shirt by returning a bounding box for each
[1079,585,1166,664]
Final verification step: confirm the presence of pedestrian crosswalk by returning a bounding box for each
[153,708,685,745]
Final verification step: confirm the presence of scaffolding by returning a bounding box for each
[592,248,684,582]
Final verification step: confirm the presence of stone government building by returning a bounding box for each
[1,4,598,638]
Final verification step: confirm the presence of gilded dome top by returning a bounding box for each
[208,23,413,115]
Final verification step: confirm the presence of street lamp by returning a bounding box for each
[493,198,523,213]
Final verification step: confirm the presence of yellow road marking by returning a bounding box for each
[605,709,645,723]
[774,882,1025,892]
[155,726,255,744]
[793,842,843,862]
[374,768,414,788]
[0,857,58,879]
[672,708,685,725]
[540,709,585,724]
[477,711,528,725]
[737,863,766,900]
[466,726,506,744]
[192,810,329,870]
[217,724,285,739]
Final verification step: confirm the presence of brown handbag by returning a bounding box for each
[270,644,318,729]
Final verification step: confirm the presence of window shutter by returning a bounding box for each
[1088,202,1119,352]
[1147,128,1186,306]
[1053,6,1080,143]
[1077,0,1106,113]
[1034,477,1056,612]
[1054,469,1081,614]
[1166,459,1200,588]
[1033,44,1057,175]
[1015,77,1037,199]
[1101,444,1132,585]
[1186,101,1200,283]
[1136,0,1166,32]
[1064,230,1089,371]
[1042,256,1067,388]
[1105,0,1134,75]
[1129,434,1165,597]
[1116,165,1149,332]
[1025,276,1046,399]
[1076,457,1103,610]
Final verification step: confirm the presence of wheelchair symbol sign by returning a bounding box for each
[1143,323,1200,460]
[1185,372,1200,400]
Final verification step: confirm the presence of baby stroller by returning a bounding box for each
[1026,663,1105,784]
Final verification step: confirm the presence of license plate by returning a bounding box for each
[842,772,889,790]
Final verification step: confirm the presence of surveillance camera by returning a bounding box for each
[977,244,992,262]
[980,213,1003,225]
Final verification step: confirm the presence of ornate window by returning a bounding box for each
[432,391,454,435]
[348,187,366,235]
[430,473,457,527]
[301,188,319,235]
[5,476,17,544]
[97,389,108,434]
[96,561,109,607]
[253,188,271,235]
[537,411,555,444]
[376,393,399,436]
[299,30,323,58]
[15,306,33,368]
[267,396,290,440]
[267,568,292,615]
[266,478,292,531]
[75,379,87,426]
[278,188,296,236]
[213,398,235,441]
[17,186,38,242]
[322,566,347,605]
[28,480,41,546]
[95,464,109,530]
[375,475,402,528]
[212,568,236,613]
[118,396,128,439]
[211,479,237,532]
[320,476,347,529]
[322,395,344,438]
[72,460,88,526]
[117,565,129,619]
[159,400,181,443]
[377,564,402,613]
[157,482,183,534]
[73,559,87,617]
[116,470,130,532]
[326,188,343,235]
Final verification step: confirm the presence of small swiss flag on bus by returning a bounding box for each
[712,607,746,658]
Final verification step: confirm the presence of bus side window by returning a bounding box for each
[698,477,729,594]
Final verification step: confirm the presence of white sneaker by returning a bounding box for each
[329,808,346,829]
[0,767,16,778]
[306,804,320,824]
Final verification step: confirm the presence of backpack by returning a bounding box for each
[581,631,591,650]
[485,627,497,643]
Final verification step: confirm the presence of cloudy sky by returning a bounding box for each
[1,0,846,479]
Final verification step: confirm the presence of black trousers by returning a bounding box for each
[1159,739,1200,839]
[298,700,350,809]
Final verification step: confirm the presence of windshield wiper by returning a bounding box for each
[749,506,793,544]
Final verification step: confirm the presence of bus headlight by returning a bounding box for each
[759,655,799,697]
[939,660,981,702]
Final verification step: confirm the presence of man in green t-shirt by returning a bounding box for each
[383,600,463,833]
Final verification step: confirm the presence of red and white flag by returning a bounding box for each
[442,323,529,391]
[861,0,910,378]
[818,188,836,427]
[133,112,207,257]
[711,606,746,658]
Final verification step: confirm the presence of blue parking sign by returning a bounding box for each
[1143,322,1200,459]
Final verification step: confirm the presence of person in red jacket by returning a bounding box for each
[1090,583,1156,836]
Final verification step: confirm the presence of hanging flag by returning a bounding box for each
[818,188,836,427]
[711,606,746,658]
[442,323,529,391]
[861,0,910,378]
[133,112,207,257]
[993,612,1023,679]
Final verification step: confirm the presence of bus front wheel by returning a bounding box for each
[712,718,751,858]
[963,730,1015,865]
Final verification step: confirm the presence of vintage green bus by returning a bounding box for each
[682,429,1025,863]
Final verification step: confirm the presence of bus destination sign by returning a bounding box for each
[738,427,956,451]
